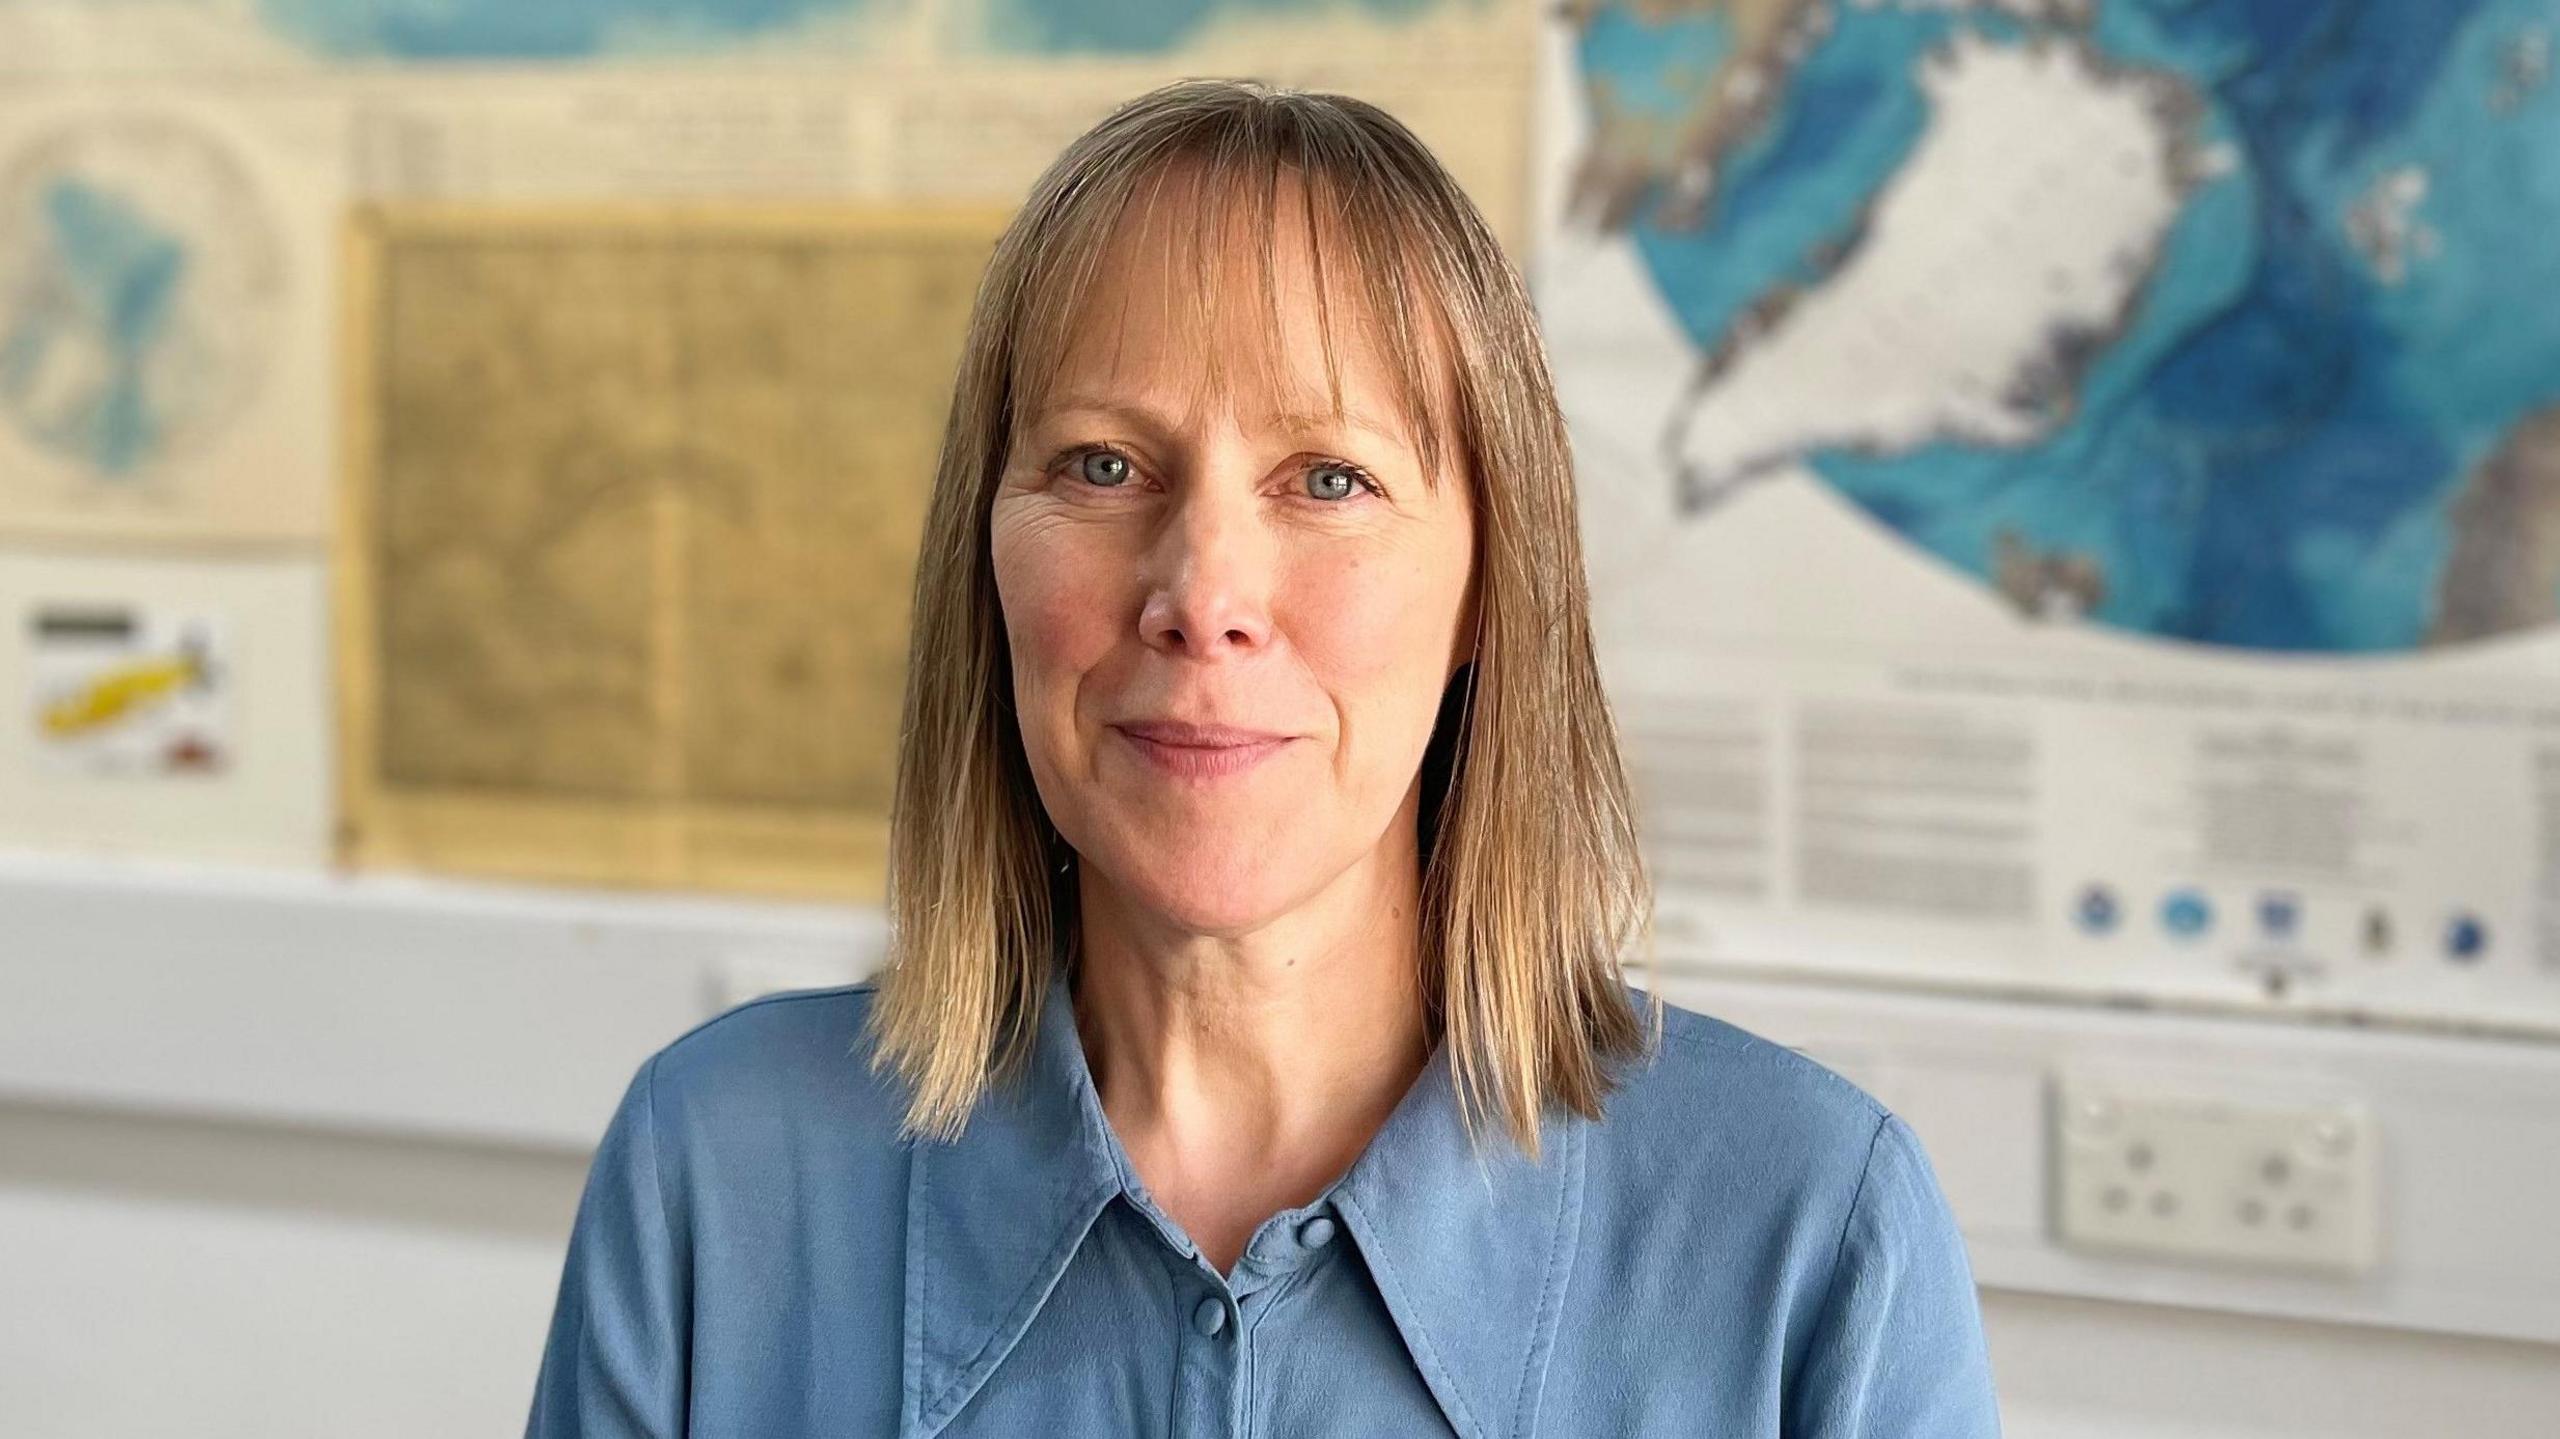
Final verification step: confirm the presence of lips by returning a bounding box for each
[1109,719,1293,779]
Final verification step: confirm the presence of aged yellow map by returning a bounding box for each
[337,205,996,899]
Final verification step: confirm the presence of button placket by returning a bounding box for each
[1171,1280,1242,1439]
[1164,1204,1343,1437]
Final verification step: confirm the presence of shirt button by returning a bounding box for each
[1191,1295,1229,1338]
[1296,1215,1339,1249]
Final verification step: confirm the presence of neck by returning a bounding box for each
[1070,807,1433,1275]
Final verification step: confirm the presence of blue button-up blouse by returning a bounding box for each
[526,971,2002,1437]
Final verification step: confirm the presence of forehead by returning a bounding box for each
[1013,161,1459,473]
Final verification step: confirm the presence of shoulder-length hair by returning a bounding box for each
[868,77,1653,1157]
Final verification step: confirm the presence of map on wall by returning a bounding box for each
[0,0,1495,64]
[336,206,995,901]
[970,0,1496,53]
[0,113,285,484]
[1566,0,2560,653]
[0,0,894,64]
[1541,0,2560,1039]
[255,0,883,58]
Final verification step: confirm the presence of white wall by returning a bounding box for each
[5,849,2557,1436]
[0,1102,585,1438]
[10,1106,2558,1438]
[1981,1291,2560,1439]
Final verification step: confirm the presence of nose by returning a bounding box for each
[1138,485,1273,658]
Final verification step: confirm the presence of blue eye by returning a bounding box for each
[1076,450,1132,487]
[1306,463,1364,501]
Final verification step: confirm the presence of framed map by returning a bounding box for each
[1541,0,2560,1037]
[335,203,998,900]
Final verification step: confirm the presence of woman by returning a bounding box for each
[528,79,2001,1438]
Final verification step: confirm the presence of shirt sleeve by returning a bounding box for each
[526,1054,692,1439]
[1785,1111,2003,1439]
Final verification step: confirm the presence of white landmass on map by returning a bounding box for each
[1668,27,2191,501]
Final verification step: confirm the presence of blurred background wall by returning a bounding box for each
[2,1,2557,1433]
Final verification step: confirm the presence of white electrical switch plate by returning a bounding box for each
[2051,1071,2380,1277]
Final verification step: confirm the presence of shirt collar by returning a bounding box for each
[899,963,1590,1439]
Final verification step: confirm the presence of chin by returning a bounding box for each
[1095,831,1314,937]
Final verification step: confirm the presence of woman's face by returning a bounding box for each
[991,182,1476,938]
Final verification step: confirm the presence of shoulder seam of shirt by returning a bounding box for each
[655,979,880,1058]
[640,1048,673,1234]
[637,1049,695,1425]
[1781,1107,1897,1424]
[1824,1108,1895,1310]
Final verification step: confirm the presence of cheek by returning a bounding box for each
[1286,533,1471,745]
[992,517,1123,716]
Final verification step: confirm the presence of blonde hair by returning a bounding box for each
[868,78,1653,1157]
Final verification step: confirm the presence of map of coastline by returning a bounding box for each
[1570,0,2560,653]
[0,115,282,483]
[13,0,1485,61]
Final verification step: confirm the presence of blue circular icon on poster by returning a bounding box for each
[2075,884,2119,935]
[2445,912,2489,963]
[2160,889,2213,940]
[2257,891,2301,938]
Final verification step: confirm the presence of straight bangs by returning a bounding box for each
[1004,125,1460,489]
[870,79,1655,1154]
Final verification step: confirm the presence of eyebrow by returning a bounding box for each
[1031,392,1419,456]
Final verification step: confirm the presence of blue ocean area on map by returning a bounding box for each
[979,0,1477,54]
[1579,6,1732,116]
[1583,0,2560,652]
[253,0,879,59]
[0,179,183,474]
[241,0,1455,59]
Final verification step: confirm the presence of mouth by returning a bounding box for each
[1109,720,1294,780]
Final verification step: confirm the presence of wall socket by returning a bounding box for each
[2050,1071,2381,1277]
